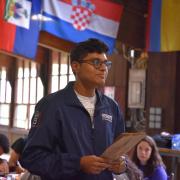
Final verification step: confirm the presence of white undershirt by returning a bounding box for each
[75,90,97,123]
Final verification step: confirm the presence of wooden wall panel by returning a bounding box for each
[146,52,177,134]
[39,31,75,53]
[115,86,127,116]
[174,53,180,133]
[118,0,147,49]
[106,54,128,115]
[35,46,49,64]
[0,53,15,67]
[114,55,128,114]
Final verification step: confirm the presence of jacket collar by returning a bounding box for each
[63,81,105,108]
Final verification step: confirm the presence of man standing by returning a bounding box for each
[21,38,125,180]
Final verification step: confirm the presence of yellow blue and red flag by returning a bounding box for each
[146,0,180,52]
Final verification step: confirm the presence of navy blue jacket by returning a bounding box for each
[21,82,125,180]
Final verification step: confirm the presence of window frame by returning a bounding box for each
[49,50,75,93]
[13,59,44,130]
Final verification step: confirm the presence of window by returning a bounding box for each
[50,51,75,93]
[0,67,11,126]
[149,107,162,129]
[14,60,44,129]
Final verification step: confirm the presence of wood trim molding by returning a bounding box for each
[39,31,75,53]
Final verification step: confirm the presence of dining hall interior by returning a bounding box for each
[0,0,180,179]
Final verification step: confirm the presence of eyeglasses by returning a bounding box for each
[79,58,112,69]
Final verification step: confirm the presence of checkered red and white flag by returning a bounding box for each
[70,0,95,31]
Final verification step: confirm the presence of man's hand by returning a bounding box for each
[80,155,110,174]
[108,156,127,174]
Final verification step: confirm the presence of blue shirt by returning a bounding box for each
[141,165,168,180]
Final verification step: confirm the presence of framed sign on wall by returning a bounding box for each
[128,69,146,108]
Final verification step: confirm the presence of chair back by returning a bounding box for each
[168,172,175,180]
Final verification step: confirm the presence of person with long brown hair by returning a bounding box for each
[132,135,168,180]
[114,157,143,180]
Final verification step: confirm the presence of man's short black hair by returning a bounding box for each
[0,134,9,154]
[70,38,109,63]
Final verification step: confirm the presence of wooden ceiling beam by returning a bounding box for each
[39,31,75,53]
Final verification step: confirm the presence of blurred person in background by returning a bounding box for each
[132,136,168,180]
[113,156,143,180]
[8,137,26,173]
[0,133,10,175]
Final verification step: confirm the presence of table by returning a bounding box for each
[159,148,180,179]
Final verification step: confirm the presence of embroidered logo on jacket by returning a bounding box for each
[31,110,41,127]
[102,113,112,123]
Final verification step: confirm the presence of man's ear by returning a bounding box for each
[71,61,80,75]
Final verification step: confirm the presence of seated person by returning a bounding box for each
[132,135,168,180]
[0,133,10,175]
[8,137,41,179]
[0,133,9,156]
[8,137,26,173]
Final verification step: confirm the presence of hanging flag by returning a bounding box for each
[0,0,41,59]
[146,0,180,52]
[41,0,123,53]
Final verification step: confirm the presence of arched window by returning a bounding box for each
[14,59,44,129]
[50,51,75,93]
